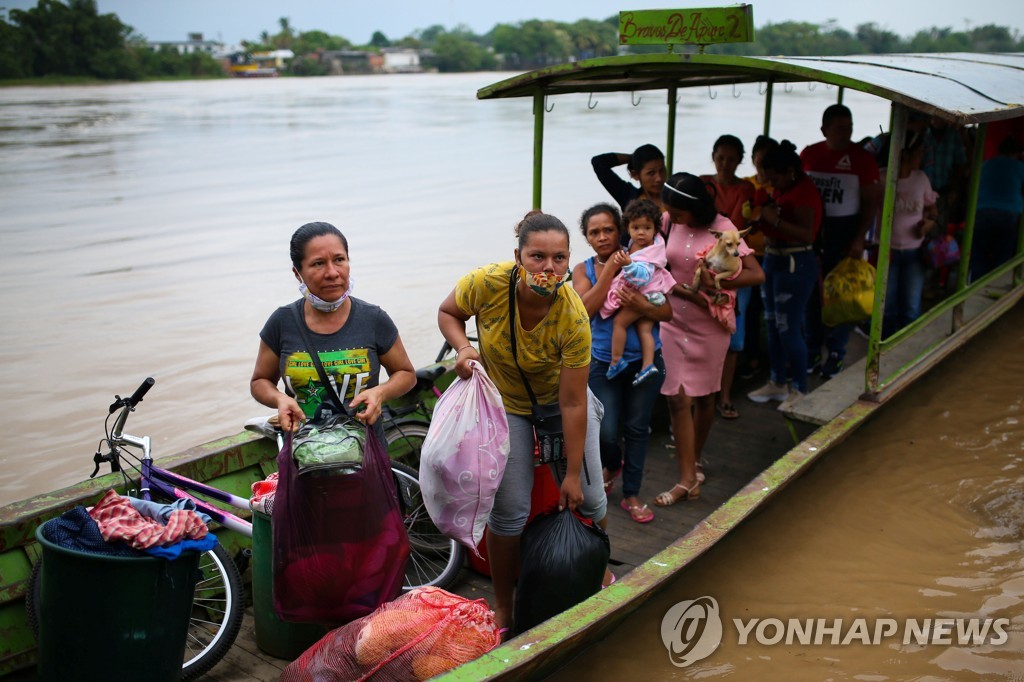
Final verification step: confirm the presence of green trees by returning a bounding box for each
[9,0,140,79]
[2,1,1022,82]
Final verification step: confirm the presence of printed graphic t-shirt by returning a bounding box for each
[454,262,591,416]
[259,298,399,419]
[800,141,880,219]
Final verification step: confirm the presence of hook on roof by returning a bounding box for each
[784,82,793,93]
[631,91,642,106]
[708,85,717,100]
[587,92,598,109]
[732,83,741,98]
[758,82,769,95]
[544,96,554,112]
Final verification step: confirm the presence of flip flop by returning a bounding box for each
[602,572,617,590]
[620,499,654,523]
[716,401,739,419]
[602,468,620,494]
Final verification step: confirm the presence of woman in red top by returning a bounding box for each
[746,141,823,411]
[701,134,755,420]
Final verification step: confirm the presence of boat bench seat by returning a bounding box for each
[780,356,867,426]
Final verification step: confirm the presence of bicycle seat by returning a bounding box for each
[243,415,280,440]
[414,365,446,393]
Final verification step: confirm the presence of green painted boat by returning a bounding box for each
[2,43,1023,680]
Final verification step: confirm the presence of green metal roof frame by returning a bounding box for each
[478,52,1024,124]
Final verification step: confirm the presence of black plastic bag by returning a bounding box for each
[513,508,610,634]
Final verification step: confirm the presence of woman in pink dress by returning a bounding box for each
[654,173,764,505]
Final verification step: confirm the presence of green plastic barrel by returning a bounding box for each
[34,524,199,682]
[251,511,329,659]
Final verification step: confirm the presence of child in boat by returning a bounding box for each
[601,199,675,385]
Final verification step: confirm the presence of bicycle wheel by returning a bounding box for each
[181,544,244,681]
[384,420,430,470]
[390,462,464,592]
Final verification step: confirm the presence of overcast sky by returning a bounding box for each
[2,0,1021,46]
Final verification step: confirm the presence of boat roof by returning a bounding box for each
[478,52,1024,124]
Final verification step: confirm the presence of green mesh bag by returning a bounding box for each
[292,416,365,473]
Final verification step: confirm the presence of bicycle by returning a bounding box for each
[27,376,464,680]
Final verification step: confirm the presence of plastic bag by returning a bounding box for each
[513,508,611,634]
[922,233,961,269]
[273,424,410,624]
[280,587,501,682]
[291,414,365,473]
[420,360,509,557]
[822,257,876,327]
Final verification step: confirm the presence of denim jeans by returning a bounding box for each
[970,209,1021,282]
[762,250,818,393]
[588,352,665,498]
[883,248,925,337]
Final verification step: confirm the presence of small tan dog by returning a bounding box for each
[692,227,750,302]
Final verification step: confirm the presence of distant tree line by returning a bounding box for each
[2,0,1022,81]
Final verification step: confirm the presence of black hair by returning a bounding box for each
[579,202,622,237]
[622,198,663,233]
[661,172,718,226]
[751,134,778,158]
[626,143,665,175]
[998,135,1022,156]
[822,103,852,126]
[712,134,745,158]
[761,140,804,177]
[514,210,570,251]
[290,221,348,270]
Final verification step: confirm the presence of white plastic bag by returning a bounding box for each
[419,360,509,557]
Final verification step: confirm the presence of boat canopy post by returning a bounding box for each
[762,80,774,135]
[866,103,908,393]
[837,85,845,104]
[666,86,678,173]
[532,91,546,210]
[954,122,988,319]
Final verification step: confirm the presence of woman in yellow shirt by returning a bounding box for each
[438,211,609,633]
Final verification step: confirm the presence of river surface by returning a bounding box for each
[0,73,891,504]
[550,303,1024,680]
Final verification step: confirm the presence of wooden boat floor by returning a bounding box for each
[190,344,854,680]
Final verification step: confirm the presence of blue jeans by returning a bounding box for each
[763,250,818,393]
[729,286,752,352]
[588,352,665,498]
[970,209,1021,281]
[883,248,925,337]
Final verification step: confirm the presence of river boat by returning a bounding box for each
[1,7,1023,680]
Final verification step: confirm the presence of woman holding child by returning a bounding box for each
[655,173,764,505]
[572,201,671,524]
[437,211,609,633]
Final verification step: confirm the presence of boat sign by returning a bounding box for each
[619,6,754,46]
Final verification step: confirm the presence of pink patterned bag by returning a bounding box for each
[419,360,509,557]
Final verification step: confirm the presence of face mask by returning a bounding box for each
[518,264,569,297]
[298,276,353,313]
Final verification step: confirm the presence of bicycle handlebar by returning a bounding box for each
[109,377,155,414]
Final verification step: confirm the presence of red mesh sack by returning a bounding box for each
[273,424,410,624]
[280,587,501,682]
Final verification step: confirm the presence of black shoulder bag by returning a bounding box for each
[507,270,587,481]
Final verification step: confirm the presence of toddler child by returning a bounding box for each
[601,199,675,385]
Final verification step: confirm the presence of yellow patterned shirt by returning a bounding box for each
[454,262,591,415]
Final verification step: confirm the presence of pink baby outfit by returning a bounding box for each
[600,234,676,318]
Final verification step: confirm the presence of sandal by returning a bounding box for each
[632,363,659,386]
[716,401,739,419]
[601,572,617,590]
[620,499,654,523]
[602,467,621,494]
[696,462,706,485]
[606,358,630,380]
[654,482,700,506]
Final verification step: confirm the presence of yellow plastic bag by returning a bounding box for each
[822,258,875,327]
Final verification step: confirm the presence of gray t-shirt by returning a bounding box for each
[259,298,399,420]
